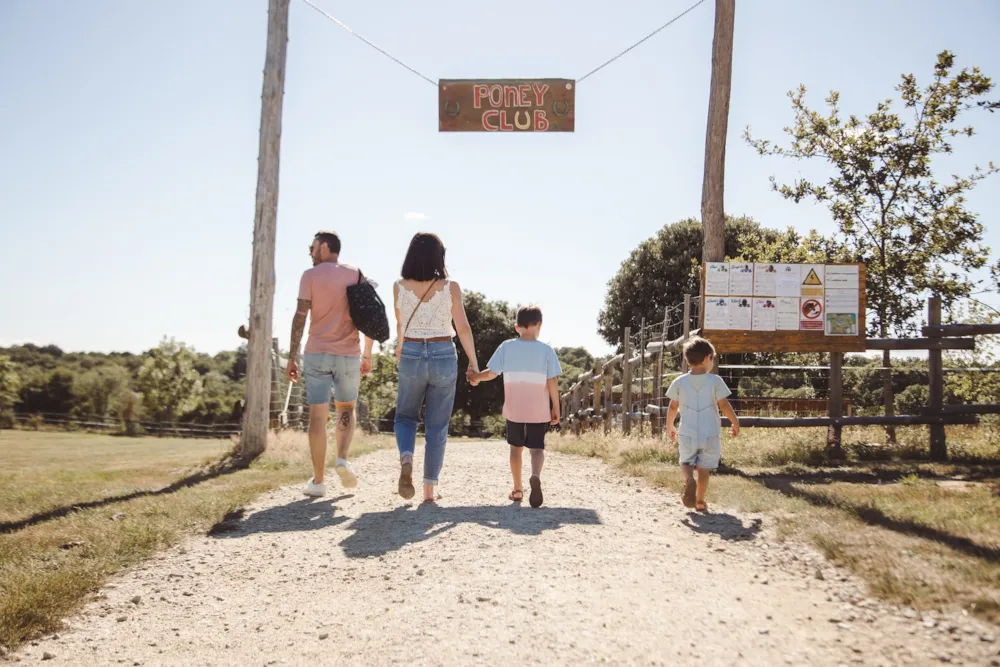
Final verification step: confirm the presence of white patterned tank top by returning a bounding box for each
[396,280,456,339]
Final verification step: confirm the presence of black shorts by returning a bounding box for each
[506,421,548,450]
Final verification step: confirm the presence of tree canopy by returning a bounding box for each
[745,50,998,336]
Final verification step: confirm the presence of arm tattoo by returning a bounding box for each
[289,299,310,357]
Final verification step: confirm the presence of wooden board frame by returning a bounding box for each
[699,263,866,353]
[438,79,575,132]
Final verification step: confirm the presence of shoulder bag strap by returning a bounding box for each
[403,279,439,337]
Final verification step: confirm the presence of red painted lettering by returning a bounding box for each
[534,109,549,131]
[504,85,519,107]
[473,85,489,109]
[519,85,532,107]
[499,110,514,131]
[488,85,503,108]
[482,110,499,131]
[532,83,550,106]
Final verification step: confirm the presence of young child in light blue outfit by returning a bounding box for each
[665,337,740,512]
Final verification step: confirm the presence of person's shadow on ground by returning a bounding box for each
[209,495,353,538]
[680,511,762,541]
[339,503,602,558]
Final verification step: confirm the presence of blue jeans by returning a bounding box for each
[394,340,458,486]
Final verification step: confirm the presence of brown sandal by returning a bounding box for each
[398,462,415,500]
[682,478,697,508]
[509,489,524,502]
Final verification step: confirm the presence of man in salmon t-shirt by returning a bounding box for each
[286,231,374,498]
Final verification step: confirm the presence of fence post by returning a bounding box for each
[269,338,282,429]
[826,351,844,457]
[682,295,692,372]
[928,295,947,460]
[603,363,613,434]
[622,327,633,435]
[592,362,602,433]
[653,314,668,436]
[883,350,897,444]
[638,318,646,436]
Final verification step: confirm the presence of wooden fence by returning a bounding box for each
[559,294,1000,460]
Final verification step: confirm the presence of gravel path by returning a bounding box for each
[14,442,1000,666]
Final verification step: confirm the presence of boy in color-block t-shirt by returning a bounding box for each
[470,305,561,508]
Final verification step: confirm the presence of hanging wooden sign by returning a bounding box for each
[438,79,575,132]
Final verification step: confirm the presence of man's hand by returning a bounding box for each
[361,355,372,377]
[286,358,299,383]
[550,408,560,425]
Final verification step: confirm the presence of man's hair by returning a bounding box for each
[401,232,448,281]
[682,336,715,366]
[516,305,543,328]
[314,231,341,255]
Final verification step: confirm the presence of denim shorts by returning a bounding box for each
[303,353,361,405]
[677,436,721,470]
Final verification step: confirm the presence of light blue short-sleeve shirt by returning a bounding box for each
[665,373,732,444]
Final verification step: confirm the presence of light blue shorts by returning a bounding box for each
[678,436,721,469]
[303,353,361,405]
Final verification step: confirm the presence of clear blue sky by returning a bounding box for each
[1,0,998,357]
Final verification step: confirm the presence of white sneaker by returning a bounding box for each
[335,461,358,489]
[303,477,326,498]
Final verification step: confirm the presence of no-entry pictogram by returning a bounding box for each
[800,298,823,330]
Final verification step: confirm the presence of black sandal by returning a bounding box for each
[529,475,543,508]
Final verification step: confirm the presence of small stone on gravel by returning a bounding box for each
[42,652,55,661]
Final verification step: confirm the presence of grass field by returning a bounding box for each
[0,429,393,650]
[549,424,1000,625]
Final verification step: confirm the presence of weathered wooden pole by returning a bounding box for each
[883,350,896,444]
[240,0,291,460]
[927,295,947,460]
[700,0,735,265]
[622,327,633,435]
[827,352,845,458]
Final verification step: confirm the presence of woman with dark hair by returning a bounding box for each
[392,232,478,502]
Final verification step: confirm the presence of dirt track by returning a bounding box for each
[15,442,1000,666]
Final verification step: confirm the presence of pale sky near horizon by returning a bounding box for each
[1,0,998,357]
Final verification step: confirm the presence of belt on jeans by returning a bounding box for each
[404,336,453,343]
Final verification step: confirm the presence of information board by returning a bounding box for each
[700,263,866,353]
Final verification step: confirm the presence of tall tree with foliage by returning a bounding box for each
[359,349,398,429]
[598,216,786,348]
[0,355,20,427]
[456,291,515,425]
[745,51,998,337]
[73,365,131,417]
[136,339,203,424]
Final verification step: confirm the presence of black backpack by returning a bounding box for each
[346,270,390,343]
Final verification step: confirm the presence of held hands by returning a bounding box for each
[466,366,480,386]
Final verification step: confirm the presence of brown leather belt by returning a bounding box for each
[404,336,453,343]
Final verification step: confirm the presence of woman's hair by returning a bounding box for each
[401,233,448,281]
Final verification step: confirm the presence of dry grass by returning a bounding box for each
[550,424,1000,624]
[0,429,393,650]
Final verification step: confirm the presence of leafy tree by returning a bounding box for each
[18,368,76,414]
[0,355,20,427]
[555,347,597,394]
[457,291,516,424]
[745,50,998,337]
[359,350,398,429]
[598,216,785,348]
[136,339,203,424]
[73,365,131,417]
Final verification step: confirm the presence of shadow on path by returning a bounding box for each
[340,503,602,558]
[209,495,353,537]
[0,456,252,535]
[680,511,762,541]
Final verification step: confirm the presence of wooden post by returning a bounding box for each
[928,295,947,460]
[590,361,604,428]
[240,0,291,459]
[653,314,668,436]
[269,338,282,428]
[827,352,845,457]
[638,318,646,436]
[682,294,692,372]
[572,384,582,436]
[883,349,897,444]
[700,0,736,265]
[603,364,613,434]
[622,327,633,435]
